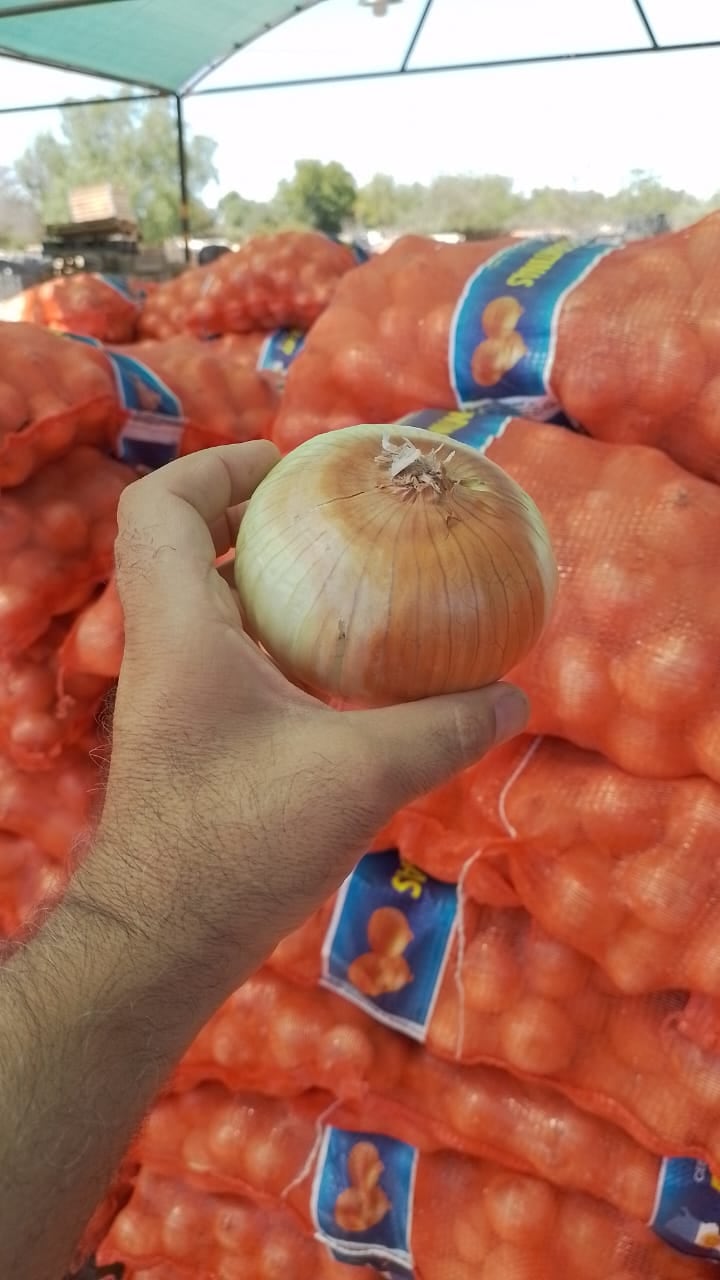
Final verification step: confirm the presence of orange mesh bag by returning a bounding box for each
[275,216,720,482]
[379,734,720,1000]
[0,274,140,343]
[175,968,663,1221]
[0,744,98,859]
[0,446,133,657]
[69,1162,138,1278]
[0,621,112,768]
[138,233,357,340]
[209,330,307,393]
[273,235,513,451]
[344,407,720,783]
[0,323,123,487]
[268,850,720,1171]
[98,1169,376,1280]
[59,580,125,684]
[108,336,278,460]
[135,1085,713,1278]
[0,833,60,936]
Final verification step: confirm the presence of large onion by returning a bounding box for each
[234,424,557,705]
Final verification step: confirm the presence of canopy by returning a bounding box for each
[2,0,720,260]
[0,0,325,94]
[0,0,719,100]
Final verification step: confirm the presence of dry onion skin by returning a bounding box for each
[234,424,558,706]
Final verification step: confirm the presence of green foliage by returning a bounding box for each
[275,159,357,236]
[0,167,40,247]
[16,98,217,245]
[216,163,711,242]
[10,113,718,253]
[216,190,284,237]
[351,167,709,237]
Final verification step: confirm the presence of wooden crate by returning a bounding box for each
[69,183,133,224]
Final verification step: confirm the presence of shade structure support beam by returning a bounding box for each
[400,0,435,72]
[0,41,168,90]
[0,89,162,113]
[174,91,191,263]
[191,37,720,97]
[630,0,659,48]
[0,0,134,17]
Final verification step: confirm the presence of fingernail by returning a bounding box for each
[493,687,530,744]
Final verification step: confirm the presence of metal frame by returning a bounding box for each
[0,0,133,18]
[1,0,720,263]
[190,37,720,97]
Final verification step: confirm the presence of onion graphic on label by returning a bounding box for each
[471,293,528,386]
[334,1141,391,1233]
[348,907,414,997]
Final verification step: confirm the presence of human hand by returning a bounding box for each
[82,442,529,996]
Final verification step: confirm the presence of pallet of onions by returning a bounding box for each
[234,424,558,706]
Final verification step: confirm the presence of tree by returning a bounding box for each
[522,186,613,236]
[356,174,423,229]
[275,159,357,235]
[419,174,523,238]
[16,98,218,245]
[0,167,40,246]
[216,190,281,238]
[608,169,703,234]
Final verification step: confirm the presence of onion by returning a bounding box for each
[234,424,557,705]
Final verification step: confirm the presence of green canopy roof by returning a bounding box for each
[1,0,720,104]
[0,0,325,94]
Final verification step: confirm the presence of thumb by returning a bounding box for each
[353,683,529,809]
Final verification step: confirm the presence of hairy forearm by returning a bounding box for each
[0,834,263,1280]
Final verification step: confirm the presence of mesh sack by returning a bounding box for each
[69,1162,138,1278]
[0,323,123,487]
[175,967,661,1220]
[314,409,718,783]
[98,1168,376,1280]
[0,620,112,768]
[208,330,307,393]
[137,233,357,340]
[268,852,720,1170]
[273,235,512,451]
[59,580,125,684]
[274,216,720,482]
[0,832,63,937]
[0,743,98,859]
[134,1085,709,1280]
[106,337,278,466]
[0,274,140,343]
[378,734,720,999]
[0,446,134,657]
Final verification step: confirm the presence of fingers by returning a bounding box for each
[115,442,278,633]
[355,683,529,809]
[209,500,249,555]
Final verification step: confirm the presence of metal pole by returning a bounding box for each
[174,93,191,264]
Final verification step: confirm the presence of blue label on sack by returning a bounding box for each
[321,850,457,1042]
[68,335,185,470]
[257,328,306,385]
[96,273,141,305]
[399,406,515,455]
[312,1127,416,1278]
[325,234,370,265]
[651,1158,720,1259]
[107,350,185,470]
[450,237,611,414]
[398,404,577,454]
[348,241,370,265]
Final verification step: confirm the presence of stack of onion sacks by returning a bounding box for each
[234,424,557,705]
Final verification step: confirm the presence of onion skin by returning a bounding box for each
[234,424,558,706]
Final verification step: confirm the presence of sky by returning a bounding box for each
[0,0,719,205]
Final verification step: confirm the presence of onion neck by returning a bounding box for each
[376,434,455,497]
